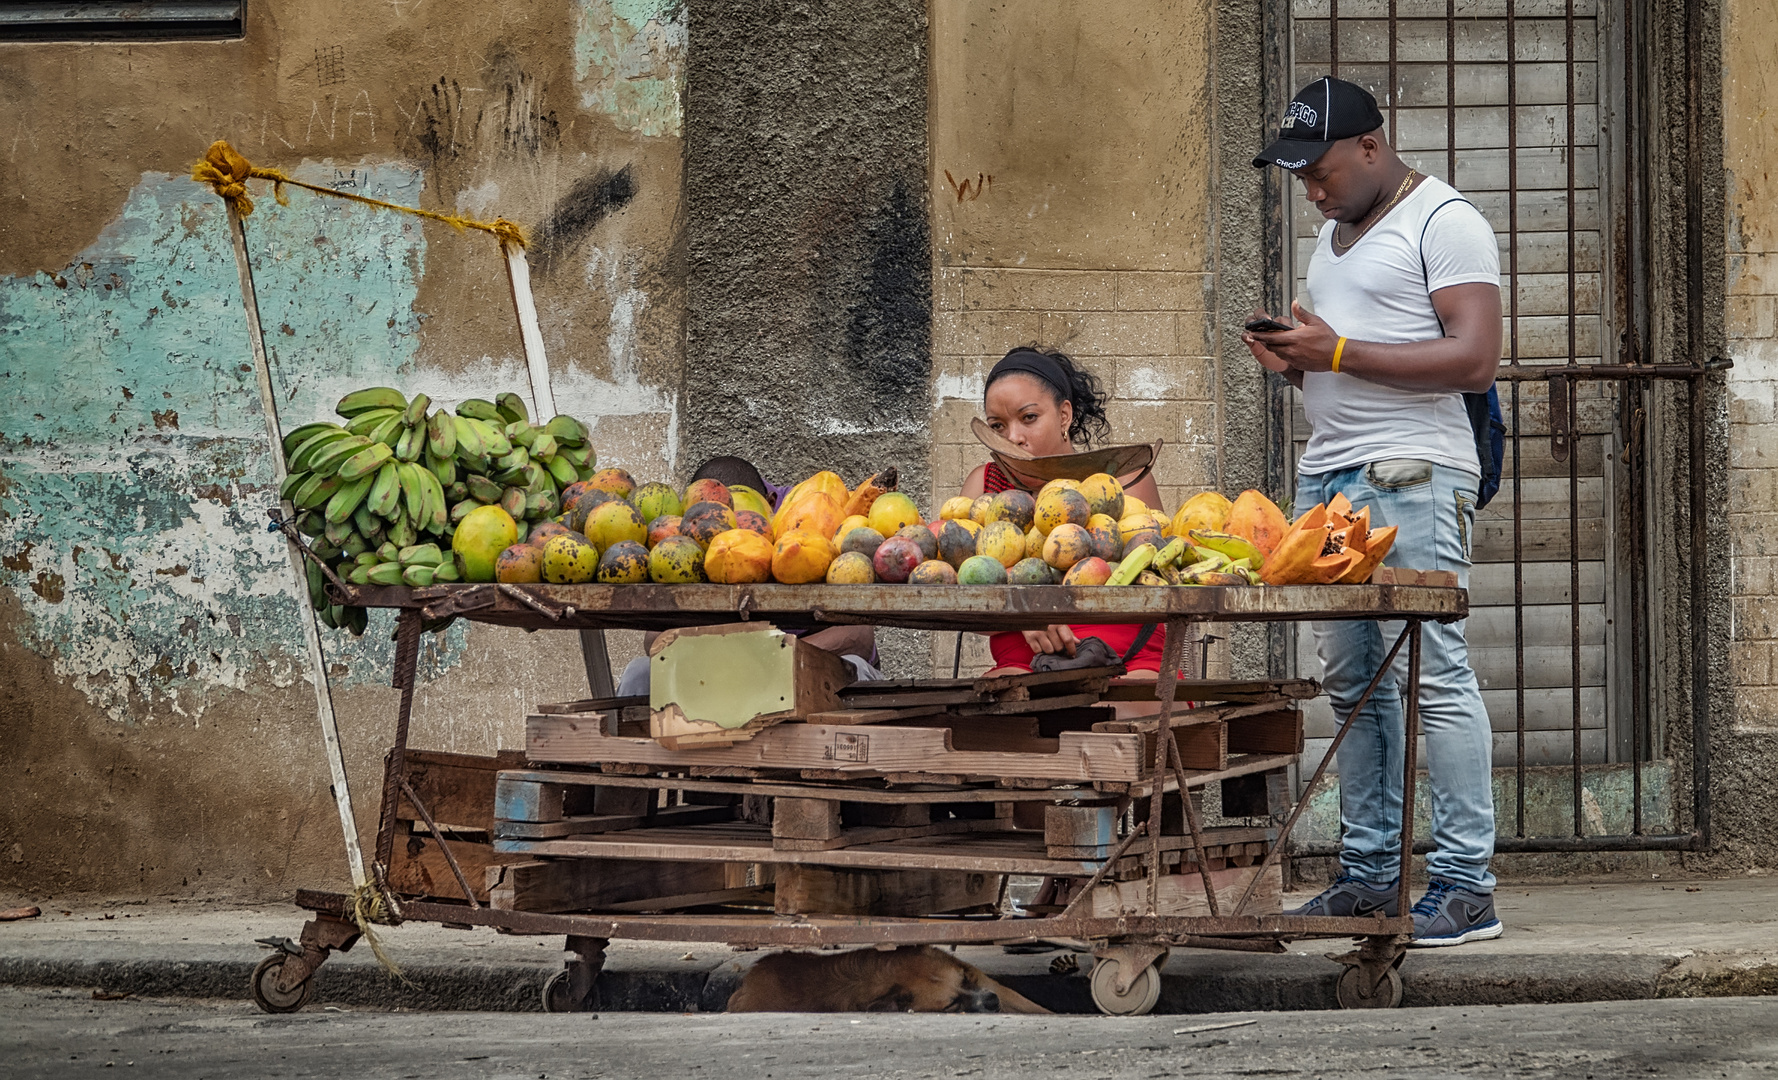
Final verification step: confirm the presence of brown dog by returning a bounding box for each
[726,945,1050,1013]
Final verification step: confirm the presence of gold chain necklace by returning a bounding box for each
[1333,169,1417,254]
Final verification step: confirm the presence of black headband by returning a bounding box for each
[987,349,1070,400]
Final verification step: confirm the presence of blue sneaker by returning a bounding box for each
[1409,879,1504,947]
[1285,872,1401,918]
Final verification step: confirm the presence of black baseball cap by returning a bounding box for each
[1252,76,1386,171]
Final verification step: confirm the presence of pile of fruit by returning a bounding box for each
[471,465,1396,590]
[277,387,599,633]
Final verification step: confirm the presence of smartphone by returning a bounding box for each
[1244,316,1292,334]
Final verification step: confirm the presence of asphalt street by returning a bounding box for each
[2,986,1774,1079]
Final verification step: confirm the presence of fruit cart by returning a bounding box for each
[253,574,1465,1016]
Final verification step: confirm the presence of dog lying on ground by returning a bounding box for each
[726,945,1050,1013]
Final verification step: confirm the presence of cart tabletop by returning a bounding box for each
[333,581,1467,633]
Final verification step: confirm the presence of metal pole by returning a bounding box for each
[224,204,366,888]
[1397,622,1422,922]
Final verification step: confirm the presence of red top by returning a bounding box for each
[982,461,1020,494]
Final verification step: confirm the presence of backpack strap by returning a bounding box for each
[1120,623,1158,666]
[1418,196,1473,335]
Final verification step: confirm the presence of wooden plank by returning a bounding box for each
[1225,709,1304,756]
[495,803,736,840]
[772,798,841,843]
[1088,862,1283,918]
[398,749,524,833]
[1469,560,1604,606]
[1101,753,1298,798]
[387,830,526,903]
[1048,825,1274,861]
[1473,516,1606,563]
[487,858,733,914]
[1098,678,1320,703]
[1043,803,1121,853]
[774,866,1003,916]
[1471,645,1606,689]
[599,886,775,913]
[537,695,647,715]
[774,817,1009,853]
[527,714,1149,783]
[1172,722,1226,771]
[493,830,1119,876]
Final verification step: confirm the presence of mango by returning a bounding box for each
[596,540,651,584]
[526,520,576,548]
[495,544,544,583]
[937,519,978,569]
[1042,523,1093,572]
[1172,491,1233,539]
[939,496,976,521]
[977,520,1026,568]
[867,491,922,537]
[647,515,683,547]
[1025,524,1044,555]
[1063,556,1112,586]
[1079,473,1126,520]
[985,489,1037,532]
[956,554,1009,585]
[1085,514,1123,562]
[586,500,647,551]
[1033,487,1092,537]
[839,525,887,558]
[775,490,844,542]
[588,468,636,500]
[834,514,869,542]
[540,533,599,584]
[566,488,615,533]
[908,559,958,585]
[1118,513,1167,545]
[825,550,877,584]
[649,535,707,583]
[872,535,924,583]
[895,523,938,562]
[452,505,518,582]
[735,509,772,535]
[632,482,683,524]
[1008,556,1056,585]
[704,528,774,583]
[684,478,732,509]
[772,529,837,584]
[1123,495,1150,517]
[1122,530,1166,559]
[1227,489,1290,557]
[969,494,994,524]
[682,501,739,547]
[728,484,773,518]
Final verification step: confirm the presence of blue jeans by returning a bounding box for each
[1297,460,1496,893]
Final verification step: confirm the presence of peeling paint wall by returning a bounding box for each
[0,0,685,899]
[1717,0,1778,873]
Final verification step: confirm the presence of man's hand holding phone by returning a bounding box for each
[1241,301,1343,378]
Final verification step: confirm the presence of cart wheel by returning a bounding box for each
[542,969,599,1013]
[250,954,314,1014]
[1089,956,1163,1016]
[1335,965,1403,1010]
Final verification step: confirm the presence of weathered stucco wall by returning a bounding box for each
[927,0,1226,674]
[0,0,687,899]
[1717,0,1778,874]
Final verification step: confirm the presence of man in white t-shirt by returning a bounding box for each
[1246,77,1504,947]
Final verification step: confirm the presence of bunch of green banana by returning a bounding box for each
[276,386,600,631]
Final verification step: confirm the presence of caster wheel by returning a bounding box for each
[542,969,599,1013]
[1089,957,1163,1016]
[1335,965,1403,1010]
[250,954,313,1014]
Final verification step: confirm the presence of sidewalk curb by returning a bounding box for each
[0,950,1706,1014]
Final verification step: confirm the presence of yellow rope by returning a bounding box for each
[347,880,411,983]
[190,140,526,248]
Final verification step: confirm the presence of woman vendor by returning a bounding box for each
[961,347,1170,680]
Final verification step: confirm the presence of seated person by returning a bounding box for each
[615,454,881,696]
[962,347,1169,681]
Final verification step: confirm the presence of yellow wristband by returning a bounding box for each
[1332,337,1347,373]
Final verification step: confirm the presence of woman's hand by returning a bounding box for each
[1023,624,1079,657]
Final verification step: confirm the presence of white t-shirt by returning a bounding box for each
[1297,175,1499,477]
